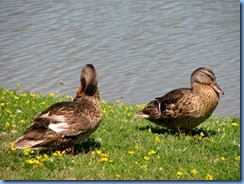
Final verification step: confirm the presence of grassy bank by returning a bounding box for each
[0,87,240,180]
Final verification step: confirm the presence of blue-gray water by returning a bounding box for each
[0,1,240,117]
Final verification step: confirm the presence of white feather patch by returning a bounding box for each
[48,122,70,133]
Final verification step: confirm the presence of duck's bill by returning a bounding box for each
[211,83,224,95]
[76,83,84,97]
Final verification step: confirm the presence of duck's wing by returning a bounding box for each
[156,88,192,118]
[13,101,92,149]
[136,88,191,119]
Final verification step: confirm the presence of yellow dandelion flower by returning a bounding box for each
[231,122,238,126]
[5,122,10,127]
[109,159,113,163]
[144,156,150,161]
[159,167,163,171]
[20,119,26,124]
[177,171,183,176]
[2,91,6,95]
[221,157,226,161]
[0,103,5,106]
[49,93,55,97]
[205,174,213,180]
[41,101,46,105]
[53,151,63,156]
[43,154,50,161]
[128,150,134,155]
[148,150,157,155]
[140,164,147,168]
[21,93,27,97]
[191,169,198,175]
[200,132,204,137]
[134,145,139,150]
[116,99,120,103]
[25,100,30,104]
[134,161,139,165]
[155,136,160,143]
[100,157,108,162]
[101,108,106,114]
[26,158,36,164]
[96,150,102,155]
[23,148,32,155]
[235,156,240,160]
[14,96,19,100]
[36,155,42,160]
[101,101,107,104]
[10,142,16,151]
[116,174,121,178]
[6,109,12,114]
[30,93,37,97]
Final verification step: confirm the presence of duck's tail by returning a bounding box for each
[13,136,43,149]
[135,99,161,119]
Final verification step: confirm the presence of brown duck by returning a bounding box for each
[13,64,101,155]
[135,67,224,134]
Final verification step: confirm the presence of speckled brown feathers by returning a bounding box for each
[13,64,101,153]
[135,67,224,133]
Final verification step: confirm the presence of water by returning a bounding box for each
[0,1,240,117]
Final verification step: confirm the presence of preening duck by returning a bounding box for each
[135,67,224,134]
[13,64,101,155]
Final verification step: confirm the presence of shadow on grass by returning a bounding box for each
[74,138,101,155]
[38,138,101,156]
[137,125,217,136]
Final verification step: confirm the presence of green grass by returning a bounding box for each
[0,87,240,180]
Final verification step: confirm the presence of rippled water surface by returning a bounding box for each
[0,1,240,117]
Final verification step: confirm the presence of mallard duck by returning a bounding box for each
[135,67,224,134]
[13,64,101,155]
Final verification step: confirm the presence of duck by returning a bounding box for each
[13,64,101,155]
[135,67,224,134]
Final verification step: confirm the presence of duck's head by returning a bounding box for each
[191,67,224,95]
[77,64,98,97]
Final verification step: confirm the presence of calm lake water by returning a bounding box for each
[0,1,240,117]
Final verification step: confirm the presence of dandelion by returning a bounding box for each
[0,103,5,106]
[43,154,50,161]
[41,101,46,105]
[96,150,102,155]
[148,150,157,155]
[30,93,37,97]
[116,174,121,178]
[231,122,238,126]
[14,96,19,100]
[100,157,108,162]
[101,108,106,114]
[53,150,65,157]
[20,119,26,124]
[116,99,120,103]
[21,93,27,97]
[205,174,213,180]
[23,148,32,155]
[140,164,147,169]
[25,100,30,104]
[221,157,226,161]
[101,101,107,104]
[134,161,139,165]
[191,169,198,175]
[235,156,240,160]
[128,150,134,155]
[177,171,183,176]
[6,109,12,114]
[144,156,150,161]
[26,158,36,164]
[49,93,55,97]
[200,132,205,137]
[155,136,160,143]
[5,122,10,127]
[10,142,16,151]
[134,145,139,150]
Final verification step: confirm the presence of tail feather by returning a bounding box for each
[13,136,43,149]
[135,112,150,118]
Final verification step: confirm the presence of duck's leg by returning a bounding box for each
[71,145,75,156]
[185,130,191,135]
[177,127,182,135]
